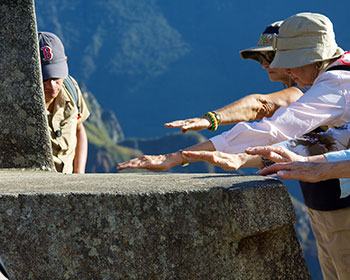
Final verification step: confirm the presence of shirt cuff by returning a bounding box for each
[209,132,229,153]
[325,149,350,162]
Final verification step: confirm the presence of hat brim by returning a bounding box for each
[41,61,68,80]
[240,44,274,60]
[270,47,344,68]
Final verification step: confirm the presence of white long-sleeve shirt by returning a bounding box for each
[210,52,350,154]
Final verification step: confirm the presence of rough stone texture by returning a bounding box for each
[0,0,54,170]
[0,172,311,279]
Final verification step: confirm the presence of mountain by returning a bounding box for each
[82,88,142,173]
[82,87,214,173]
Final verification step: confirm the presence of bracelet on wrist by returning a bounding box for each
[204,112,218,131]
[178,149,189,167]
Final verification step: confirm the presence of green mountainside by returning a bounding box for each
[83,88,214,174]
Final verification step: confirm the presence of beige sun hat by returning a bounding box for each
[270,12,344,68]
[240,20,282,63]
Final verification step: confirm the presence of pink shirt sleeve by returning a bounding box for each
[210,70,350,154]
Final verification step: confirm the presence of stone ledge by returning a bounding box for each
[0,172,310,279]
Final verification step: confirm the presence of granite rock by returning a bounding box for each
[0,172,310,279]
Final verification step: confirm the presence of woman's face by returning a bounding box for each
[260,51,290,84]
[288,63,319,87]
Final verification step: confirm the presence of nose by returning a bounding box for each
[49,80,57,87]
[45,79,57,89]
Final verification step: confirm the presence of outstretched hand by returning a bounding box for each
[245,145,306,163]
[182,150,246,171]
[245,145,329,182]
[117,154,179,172]
[164,117,211,133]
[255,161,327,182]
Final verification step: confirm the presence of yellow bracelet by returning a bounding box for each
[204,112,218,131]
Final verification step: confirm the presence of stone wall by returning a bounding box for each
[0,172,311,279]
[0,0,54,170]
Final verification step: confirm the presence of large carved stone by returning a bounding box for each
[0,172,311,279]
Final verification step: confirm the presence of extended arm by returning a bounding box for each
[256,160,350,182]
[117,140,216,171]
[216,86,303,124]
[165,87,303,133]
[73,122,88,173]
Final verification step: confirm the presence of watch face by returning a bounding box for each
[213,111,222,124]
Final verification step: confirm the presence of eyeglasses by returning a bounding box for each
[257,51,275,64]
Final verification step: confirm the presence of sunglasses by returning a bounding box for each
[257,51,275,64]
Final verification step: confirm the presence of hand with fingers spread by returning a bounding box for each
[243,144,345,182]
[164,117,211,133]
[255,161,340,182]
[245,145,306,163]
[117,153,181,172]
[117,140,217,172]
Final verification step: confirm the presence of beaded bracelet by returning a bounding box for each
[204,112,218,131]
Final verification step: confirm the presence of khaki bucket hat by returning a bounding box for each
[270,12,344,68]
[240,21,282,63]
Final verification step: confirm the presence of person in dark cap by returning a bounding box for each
[38,31,90,173]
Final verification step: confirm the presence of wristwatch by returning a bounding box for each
[178,149,189,167]
[212,111,222,124]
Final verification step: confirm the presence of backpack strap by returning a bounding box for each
[63,75,81,117]
[326,65,350,72]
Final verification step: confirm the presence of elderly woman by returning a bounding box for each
[118,12,349,173]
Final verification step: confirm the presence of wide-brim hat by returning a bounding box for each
[240,21,282,62]
[38,32,68,80]
[270,13,344,69]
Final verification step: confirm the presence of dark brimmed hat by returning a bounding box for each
[240,21,282,62]
[38,32,68,80]
[270,13,344,68]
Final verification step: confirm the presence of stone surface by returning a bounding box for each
[0,172,311,279]
[0,0,54,170]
